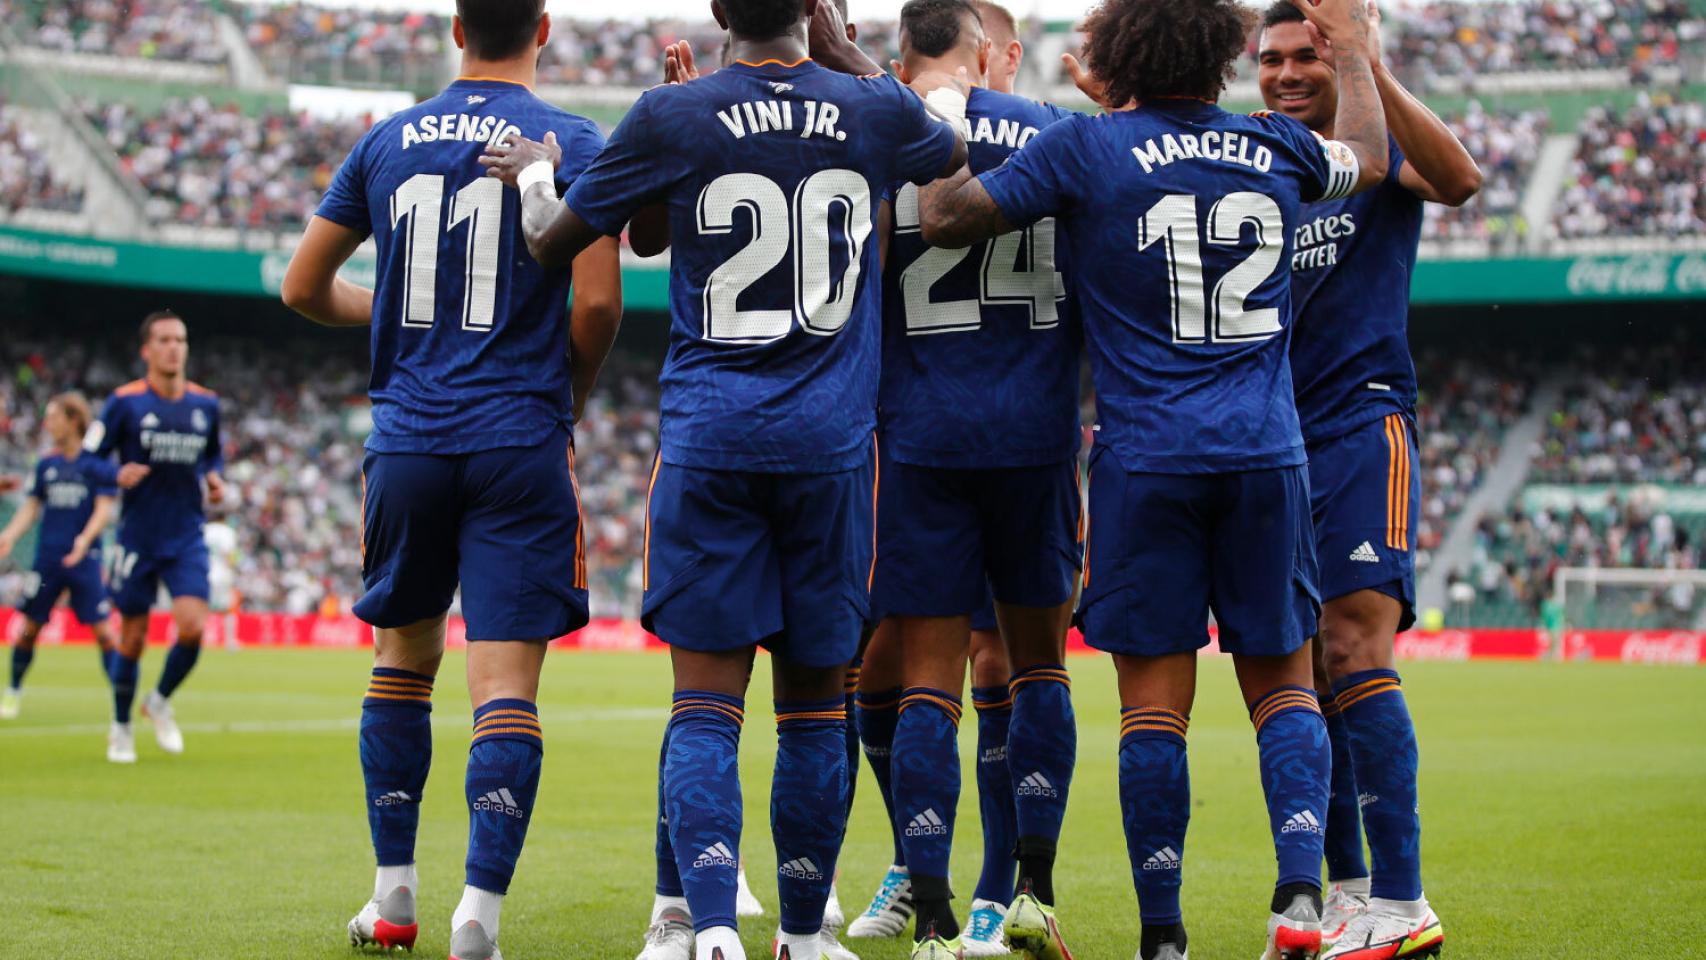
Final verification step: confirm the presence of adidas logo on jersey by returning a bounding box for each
[1349,542,1381,563]
[693,842,737,869]
[472,787,525,819]
[768,81,795,94]
[140,413,161,428]
[779,857,825,881]
[373,790,414,806]
[1016,772,1059,798]
[465,94,487,105]
[904,808,949,837]
[1141,846,1182,871]
[1281,810,1324,835]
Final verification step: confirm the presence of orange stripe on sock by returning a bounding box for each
[1250,692,1321,732]
[363,689,433,702]
[471,726,544,739]
[1335,679,1401,711]
[777,710,848,723]
[973,697,1014,712]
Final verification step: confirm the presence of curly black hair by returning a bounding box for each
[1080,0,1257,107]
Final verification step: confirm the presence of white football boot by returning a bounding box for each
[141,690,184,754]
[846,865,912,938]
[107,722,137,764]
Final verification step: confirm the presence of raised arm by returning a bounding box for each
[481,131,605,270]
[1364,1,1480,205]
[1290,0,1388,190]
[281,217,374,327]
[809,0,887,76]
[568,237,623,422]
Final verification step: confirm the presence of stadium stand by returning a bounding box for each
[236,1,448,88]
[8,0,228,65]
[0,98,84,215]
[81,97,372,230]
[1530,342,1706,485]
[1553,96,1706,240]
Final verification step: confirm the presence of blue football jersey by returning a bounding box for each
[1289,138,1420,443]
[316,77,606,454]
[88,381,223,556]
[28,451,118,560]
[565,58,959,473]
[880,87,1081,468]
[979,101,1355,474]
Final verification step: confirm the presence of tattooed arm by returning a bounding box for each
[1290,0,1388,190]
[918,166,1014,249]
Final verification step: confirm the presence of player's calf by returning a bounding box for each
[892,687,965,943]
[771,697,850,943]
[1006,663,1075,907]
[455,697,544,959]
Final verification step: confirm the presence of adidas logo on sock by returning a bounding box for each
[1281,810,1324,835]
[1016,772,1059,798]
[903,808,949,837]
[1358,792,1380,808]
[1349,541,1381,563]
[779,856,825,881]
[373,790,414,806]
[980,744,1007,764]
[1141,846,1181,871]
[472,787,526,819]
[693,841,737,869]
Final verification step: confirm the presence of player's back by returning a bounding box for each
[986,101,1347,474]
[881,87,1080,468]
[315,78,605,454]
[1289,138,1420,444]
[566,59,957,473]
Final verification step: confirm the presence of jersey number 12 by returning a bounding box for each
[1137,192,1283,344]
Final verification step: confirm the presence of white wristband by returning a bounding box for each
[924,87,970,137]
[517,160,556,196]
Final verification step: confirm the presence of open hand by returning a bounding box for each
[480,131,562,188]
[1062,53,1131,111]
[907,66,971,99]
[662,40,699,85]
[1287,0,1372,56]
[117,463,151,489]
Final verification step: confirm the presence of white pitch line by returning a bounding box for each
[0,706,667,738]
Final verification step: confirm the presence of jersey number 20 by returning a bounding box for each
[698,170,872,343]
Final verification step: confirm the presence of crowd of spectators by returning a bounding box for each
[1458,493,1700,627]
[1412,349,1536,576]
[1387,0,1704,89]
[9,0,227,65]
[1553,96,1706,239]
[1529,342,1706,485]
[0,99,83,216]
[1421,104,1548,244]
[236,2,449,88]
[83,97,371,231]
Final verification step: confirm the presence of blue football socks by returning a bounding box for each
[772,697,850,935]
[154,638,201,699]
[1248,686,1331,893]
[1320,693,1370,883]
[1009,663,1075,904]
[1332,670,1423,901]
[1119,707,1190,927]
[464,698,543,894]
[360,667,434,867]
[855,686,906,867]
[971,685,1019,906]
[665,690,745,933]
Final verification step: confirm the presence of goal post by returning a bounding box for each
[1551,566,1706,658]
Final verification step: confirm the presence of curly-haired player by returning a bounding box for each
[908,0,1392,954]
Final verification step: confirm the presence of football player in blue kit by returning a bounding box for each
[1258,3,1479,956]
[281,1,623,956]
[480,0,965,953]
[859,2,1083,958]
[909,0,1391,953]
[88,311,225,763]
[0,392,118,728]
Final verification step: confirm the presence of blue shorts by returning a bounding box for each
[871,452,1082,620]
[357,426,589,641]
[1307,413,1419,632]
[970,594,998,633]
[1078,446,1320,658]
[109,541,209,616]
[19,555,110,625]
[642,456,875,668]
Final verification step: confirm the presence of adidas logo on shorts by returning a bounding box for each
[693,842,737,869]
[472,787,526,819]
[1016,772,1059,798]
[373,790,414,806]
[779,857,825,881]
[1349,541,1381,563]
[1141,846,1182,871]
[904,808,949,838]
[1281,810,1324,835]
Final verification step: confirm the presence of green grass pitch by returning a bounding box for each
[2,648,1703,959]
